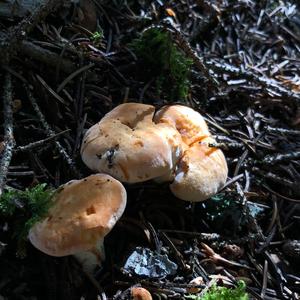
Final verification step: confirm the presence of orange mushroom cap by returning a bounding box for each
[29,174,126,257]
[81,103,184,183]
[154,105,228,202]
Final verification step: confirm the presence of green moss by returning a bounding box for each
[91,29,104,47]
[186,281,249,300]
[130,28,192,100]
[91,30,104,41]
[0,184,54,256]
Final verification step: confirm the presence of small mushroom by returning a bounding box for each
[154,105,228,202]
[29,174,126,273]
[186,276,204,294]
[131,287,152,300]
[81,103,183,183]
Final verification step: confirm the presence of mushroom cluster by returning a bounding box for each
[81,103,228,202]
[28,102,228,276]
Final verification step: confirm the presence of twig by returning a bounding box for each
[15,129,70,152]
[24,84,81,178]
[0,73,15,197]
[201,242,253,270]
[266,126,300,136]
[262,151,300,165]
[221,174,244,190]
[56,63,95,93]
[261,260,268,298]
[263,185,300,203]
[159,232,187,271]
[207,141,244,150]
[36,74,68,105]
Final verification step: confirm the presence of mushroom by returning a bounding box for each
[81,103,183,183]
[154,105,228,202]
[170,136,228,201]
[187,276,204,294]
[28,174,126,273]
[131,287,152,300]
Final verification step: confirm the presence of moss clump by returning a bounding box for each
[0,184,54,256]
[130,28,192,100]
[186,281,249,300]
[91,29,104,47]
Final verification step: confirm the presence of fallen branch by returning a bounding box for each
[20,41,77,74]
[0,73,15,197]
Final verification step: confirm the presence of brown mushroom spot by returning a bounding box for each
[134,140,144,147]
[86,205,96,215]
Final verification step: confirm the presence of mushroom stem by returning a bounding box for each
[73,238,105,273]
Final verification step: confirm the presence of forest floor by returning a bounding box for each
[0,0,300,299]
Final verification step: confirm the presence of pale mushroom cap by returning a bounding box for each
[81,103,155,151]
[81,103,184,183]
[170,137,228,202]
[154,105,210,145]
[29,174,126,257]
[154,105,228,201]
